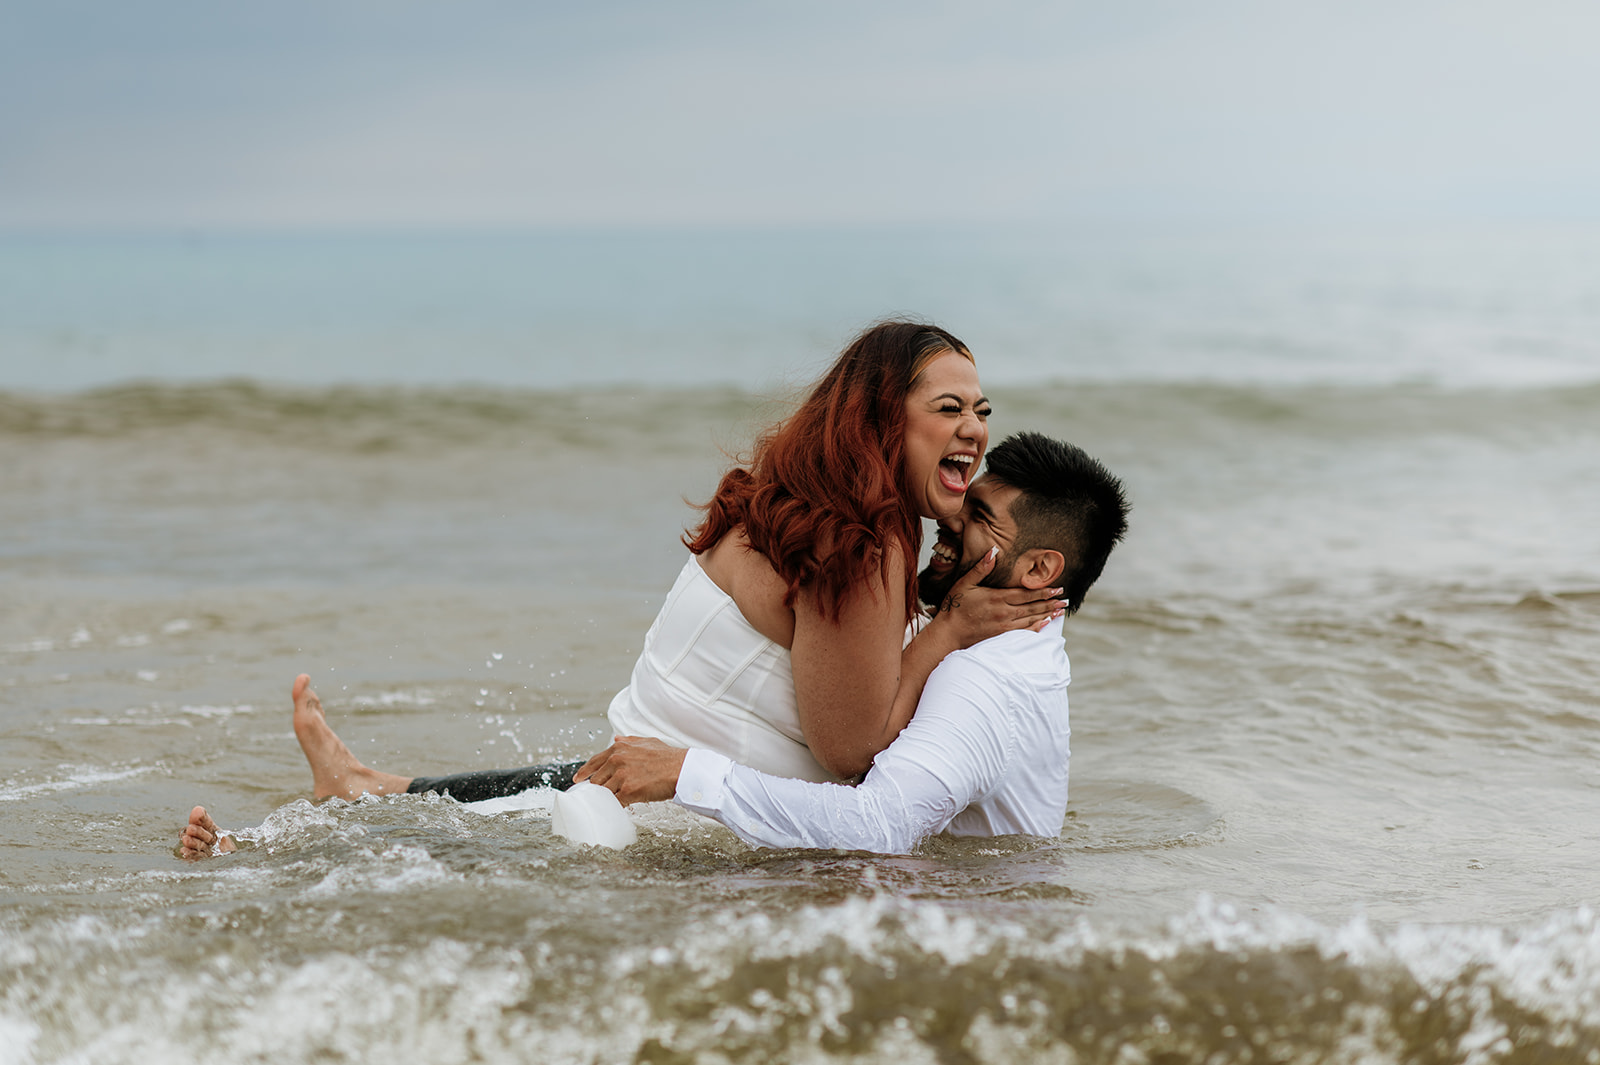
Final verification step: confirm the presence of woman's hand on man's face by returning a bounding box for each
[932,547,1065,649]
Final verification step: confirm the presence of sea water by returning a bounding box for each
[2,225,1599,1063]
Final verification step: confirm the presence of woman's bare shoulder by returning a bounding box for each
[697,530,797,648]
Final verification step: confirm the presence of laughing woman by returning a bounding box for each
[624,319,1042,781]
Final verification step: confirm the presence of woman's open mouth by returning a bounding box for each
[938,453,975,492]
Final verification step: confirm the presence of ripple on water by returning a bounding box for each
[1060,779,1223,854]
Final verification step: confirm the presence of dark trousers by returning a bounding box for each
[405,761,585,803]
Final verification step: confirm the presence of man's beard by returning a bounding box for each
[917,549,1017,613]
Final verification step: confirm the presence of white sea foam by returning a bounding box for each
[178,703,253,719]
[0,765,155,802]
[350,689,437,708]
[2,639,53,654]
[65,704,252,727]
[0,1015,40,1065]
[462,789,555,816]
[300,843,459,898]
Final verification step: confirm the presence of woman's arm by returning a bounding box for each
[790,548,1058,779]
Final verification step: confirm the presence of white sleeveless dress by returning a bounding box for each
[607,556,839,783]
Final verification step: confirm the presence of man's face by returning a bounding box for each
[917,475,1026,610]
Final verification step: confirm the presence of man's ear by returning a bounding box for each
[1015,548,1066,590]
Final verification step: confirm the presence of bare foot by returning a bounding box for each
[292,673,413,800]
[178,805,236,860]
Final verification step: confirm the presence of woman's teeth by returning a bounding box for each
[939,455,973,489]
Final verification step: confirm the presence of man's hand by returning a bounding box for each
[575,736,688,806]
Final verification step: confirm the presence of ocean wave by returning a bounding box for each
[5,379,1600,449]
[605,896,1600,1065]
[4,895,1596,1064]
[0,380,766,453]
[1000,379,1600,451]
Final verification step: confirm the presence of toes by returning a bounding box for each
[184,807,218,843]
[178,806,235,860]
[189,807,221,837]
[292,673,324,714]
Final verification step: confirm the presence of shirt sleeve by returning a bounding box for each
[673,656,1015,853]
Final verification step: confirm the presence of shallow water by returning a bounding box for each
[3,374,1598,1062]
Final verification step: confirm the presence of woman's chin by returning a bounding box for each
[921,489,966,522]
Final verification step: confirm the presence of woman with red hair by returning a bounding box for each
[607,320,1062,780]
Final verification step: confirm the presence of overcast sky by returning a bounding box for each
[3,0,1597,228]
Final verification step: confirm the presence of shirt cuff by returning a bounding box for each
[674,747,733,816]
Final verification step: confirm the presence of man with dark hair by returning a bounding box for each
[577,432,1129,852]
[976,431,1128,617]
[180,433,1128,857]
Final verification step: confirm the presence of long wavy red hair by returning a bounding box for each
[685,320,974,623]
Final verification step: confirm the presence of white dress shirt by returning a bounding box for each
[674,616,1071,853]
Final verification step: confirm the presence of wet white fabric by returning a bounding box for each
[607,555,838,783]
[550,782,638,849]
[675,616,1071,853]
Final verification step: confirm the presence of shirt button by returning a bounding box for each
[692,791,703,801]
